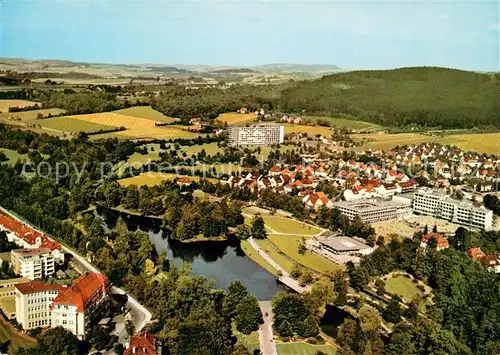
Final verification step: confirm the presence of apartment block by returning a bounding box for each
[11,248,55,280]
[332,199,412,224]
[228,125,284,146]
[413,188,493,230]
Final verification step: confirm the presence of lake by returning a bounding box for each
[93,207,283,300]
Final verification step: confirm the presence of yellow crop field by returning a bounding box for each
[115,106,176,123]
[0,100,39,113]
[217,113,257,125]
[355,132,500,154]
[66,112,199,140]
[283,124,332,136]
[118,172,217,187]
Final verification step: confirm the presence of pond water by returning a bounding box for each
[93,207,283,300]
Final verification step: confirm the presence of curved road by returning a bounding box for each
[0,206,152,338]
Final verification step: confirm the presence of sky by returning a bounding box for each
[1,0,499,71]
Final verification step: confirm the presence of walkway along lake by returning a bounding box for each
[93,207,283,300]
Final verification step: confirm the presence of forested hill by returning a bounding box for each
[280,67,500,129]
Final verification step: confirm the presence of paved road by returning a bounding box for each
[0,206,152,339]
[258,302,278,355]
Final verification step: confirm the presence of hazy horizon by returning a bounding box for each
[2,0,499,71]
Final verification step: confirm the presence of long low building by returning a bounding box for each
[413,188,493,230]
[228,125,284,146]
[332,199,412,223]
[316,237,373,256]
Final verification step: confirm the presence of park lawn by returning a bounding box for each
[385,274,423,302]
[115,106,176,123]
[118,172,217,187]
[240,240,278,276]
[276,342,336,355]
[27,116,116,133]
[232,323,261,353]
[217,112,257,125]
[0,318,36,353]
[257,144,300,159]
[0,99,39,112]
[268,234,340,274]
[180,142,224,156]
[0,108,66,121]
[262,216,320,235]
[304,116,383,131]
[254,238,295,273]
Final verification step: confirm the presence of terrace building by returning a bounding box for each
[332,199,412,224]
[228,125,284,146]
[11,248,55,280]
[413,188,493,230]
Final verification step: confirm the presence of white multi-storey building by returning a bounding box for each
[413,188,493,230]
[11,248,55,280]
[15,272,109,339]
[228,125,284,146]
[15,281,66,330]
[332,199,412,224]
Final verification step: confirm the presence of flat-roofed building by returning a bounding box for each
[11,248,55,280]
[413,188,493,230]
[0,277,29,319]
[332,199,412,224]
[316,237,373,256]
[228,125,284,146]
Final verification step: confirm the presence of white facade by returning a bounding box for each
[413,188,493,230]
[11,248,55,280]
[15,284,63,330]
[228,125,284,146]
[51,304,85,338]
[332,199,412,223]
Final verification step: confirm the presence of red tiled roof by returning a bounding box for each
[270,166,281,173]
[421,233,449,249]
[0,214,61,251]
[53,272,109,312]
[467,247,486,260]
[124,331,157,355]
[15,281,66,295]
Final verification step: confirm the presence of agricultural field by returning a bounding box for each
[0,108,66,121]
[115,106,176,123]
[384,273,424,303]
[354,132,500,154]
[54,112,200,140]
[217,112,257,125]
[262,216,321,235]
[118,172,217,187]
[282,123,332,136]
[276,342,337,355]
[304,116,383,131]
[0,148,29,165]
[27,116,115,133]
[0,99,39,112]
[267,234,339,274]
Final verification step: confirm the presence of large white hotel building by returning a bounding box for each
[413,188,493,230]
[228,125,284,146]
